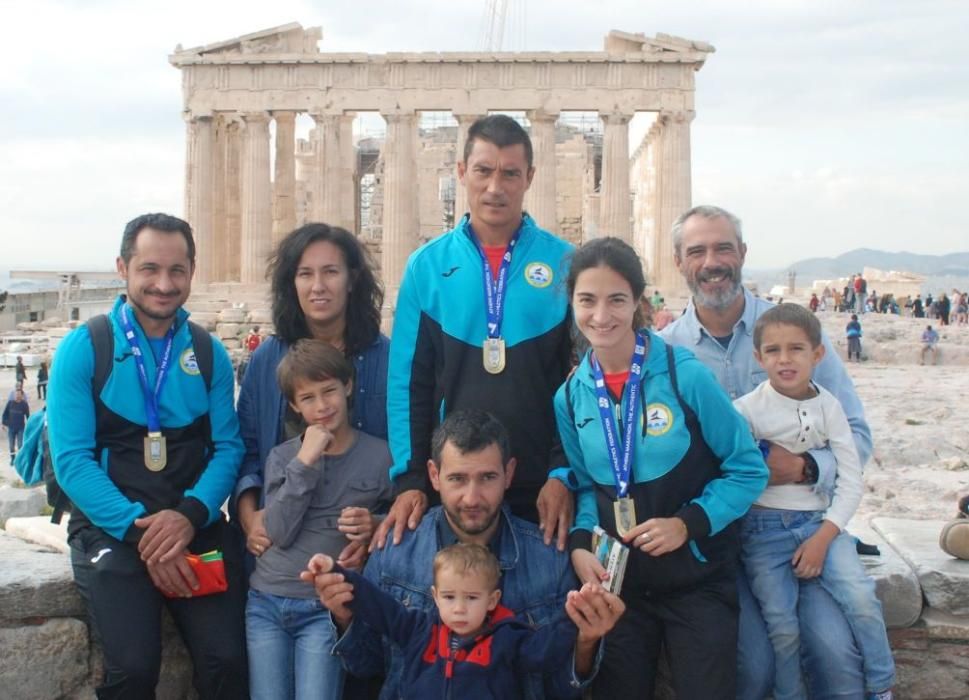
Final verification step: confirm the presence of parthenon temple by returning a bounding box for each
[170,23,713,303]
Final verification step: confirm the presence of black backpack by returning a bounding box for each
[46,315,213,524]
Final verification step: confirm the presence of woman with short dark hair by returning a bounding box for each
[234,222,388,562]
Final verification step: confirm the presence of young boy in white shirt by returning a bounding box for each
[733,303,894,700]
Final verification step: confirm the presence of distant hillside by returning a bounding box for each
[746,249,969,296]
[788,249,969,278]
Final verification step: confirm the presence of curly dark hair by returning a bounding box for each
[268,223,383,354]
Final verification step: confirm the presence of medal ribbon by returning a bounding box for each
[119,304,176,433]
[469,221,522,340]
[590,332,647,498]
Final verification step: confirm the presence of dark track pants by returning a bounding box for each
[592,574,739,700]
[70,521,248,700]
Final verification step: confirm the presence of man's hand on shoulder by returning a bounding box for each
[135,510,195,564]
[536,478,574,551]
[371,489,427,551]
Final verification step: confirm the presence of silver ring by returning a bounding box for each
[642,532,652,543]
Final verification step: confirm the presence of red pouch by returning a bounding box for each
[162,550,228,598]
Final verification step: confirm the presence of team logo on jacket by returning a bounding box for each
[644,403,673,435]
[180,348,200,375]
[524,262,553,288]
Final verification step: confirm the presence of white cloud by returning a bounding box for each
[0,0,967,270]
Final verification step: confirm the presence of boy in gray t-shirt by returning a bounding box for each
[246,339,393,700]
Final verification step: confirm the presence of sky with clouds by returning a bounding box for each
[1,0,966,272]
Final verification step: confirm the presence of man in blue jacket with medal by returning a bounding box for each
[377,114,576,552]
[47,213,248,698]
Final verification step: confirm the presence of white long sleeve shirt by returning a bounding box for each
[733,381,862,530]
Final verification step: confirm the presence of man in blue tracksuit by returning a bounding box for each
[47,213,248,699]
[377,114,575,551]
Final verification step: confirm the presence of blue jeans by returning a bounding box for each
[8,427,23,456]
[741,510,895,698]
[246,589,345,700]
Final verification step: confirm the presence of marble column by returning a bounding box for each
[184,113,214,283]
[240,112,272,284]
[338,113,357,233]
[380,111,419,307]
[272,111,297,244]
[452,113,482,224]
[599,111,633,242]
[525,109,558,230]
[655,110,694,297]
[213,113,242,282]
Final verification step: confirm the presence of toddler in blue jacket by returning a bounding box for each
[305,543,590,700]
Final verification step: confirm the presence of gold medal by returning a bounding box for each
[483,337,506,374]
[614,497,637,537]
[144,432,167,472]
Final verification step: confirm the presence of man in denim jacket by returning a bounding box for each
[306,410,623,699]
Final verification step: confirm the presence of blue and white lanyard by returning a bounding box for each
[589,332,647,498]
[118,305,175,433]
[469,223,522,340]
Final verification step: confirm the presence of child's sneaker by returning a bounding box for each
[867,690,893,700]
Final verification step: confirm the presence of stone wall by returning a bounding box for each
[1,514,967,698]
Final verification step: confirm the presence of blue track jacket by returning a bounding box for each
[47,297,243,542]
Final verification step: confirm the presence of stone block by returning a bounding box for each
[0,530,83,619]
[216,323,241,340]
[0,485,47,526]
[222,338,242,350]
[248,308,273,324]
[0,618,89,698]
[5,515,70,553]
[849,519,923,627]
[189,312,219,330]
[872,517,969,615]
[217,308,247,323]
[889,619,969,699]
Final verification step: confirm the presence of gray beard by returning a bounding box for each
[689,274,744,312]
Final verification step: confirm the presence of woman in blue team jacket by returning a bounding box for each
[554,237,766,699]
[234,223,389,564]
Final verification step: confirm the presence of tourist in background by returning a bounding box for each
[14,356,27,386]
[809,293,819,313]
[846,314,863,362]
[920,325,940,366]
[2,387,30,462]
[955,292,968,326]
[937,293,951,326]
[36,361,49,400]
[557,236,765,698]
[234,222,388,571]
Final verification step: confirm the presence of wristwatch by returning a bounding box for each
[801,453,819,485]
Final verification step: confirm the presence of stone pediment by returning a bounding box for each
[172,22,321,59]
[604,30,715,56]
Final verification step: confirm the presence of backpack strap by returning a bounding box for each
[188,321,214,392]
[187,321,216,457]
[86,314,114,397]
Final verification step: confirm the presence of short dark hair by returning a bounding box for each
[276,338,354,403]
[430,409,511,468]
[463,114,533,169]
[268,223,383,353]
[566,237,648,329]
[753,303,822,349]
[120,213,195,264]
